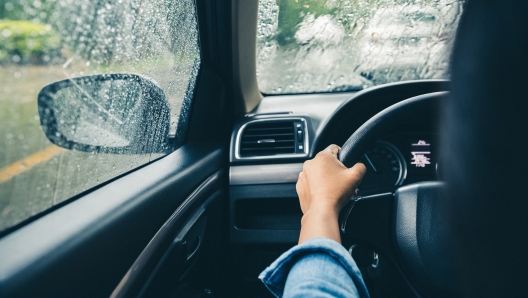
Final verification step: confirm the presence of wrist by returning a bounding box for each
[302,203,339,225]
[307,200,340,217]
[299,203,341,244]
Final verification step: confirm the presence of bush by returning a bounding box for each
[0,20,61,64]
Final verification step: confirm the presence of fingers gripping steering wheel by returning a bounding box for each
[336,92,459,296]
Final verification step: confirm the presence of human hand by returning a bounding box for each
[296,144,367,217]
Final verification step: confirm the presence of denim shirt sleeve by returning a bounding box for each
[259,238,369,298]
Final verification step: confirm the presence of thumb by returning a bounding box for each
[347,162,367,187]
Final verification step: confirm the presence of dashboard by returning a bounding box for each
[229,80,448,244]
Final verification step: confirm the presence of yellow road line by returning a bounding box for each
[0,146,65,183]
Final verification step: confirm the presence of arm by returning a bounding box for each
[259,145,369,298]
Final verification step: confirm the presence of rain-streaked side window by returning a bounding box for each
[257,0,464,94]
[0,0,200,232]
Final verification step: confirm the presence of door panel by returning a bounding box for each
[0,141,224,298]
[112,173,224,298]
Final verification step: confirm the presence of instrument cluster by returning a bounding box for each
[358,133,439,195]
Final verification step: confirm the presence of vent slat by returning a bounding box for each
[241,140,294,144]
[245,127,292,132]
[242,133,293,138]
[239,121,296,157]
[241,143,295,148]
[241,146,295,151]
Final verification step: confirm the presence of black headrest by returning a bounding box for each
[445,0,528,296]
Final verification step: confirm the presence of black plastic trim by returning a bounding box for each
[0,141,223,298]
[230,184,300,244]
[111,171,223,298]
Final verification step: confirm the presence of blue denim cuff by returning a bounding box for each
[258,238,369,298]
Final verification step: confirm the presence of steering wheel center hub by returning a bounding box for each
[394,182,459,296]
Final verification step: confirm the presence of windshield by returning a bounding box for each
[257,0,464,94]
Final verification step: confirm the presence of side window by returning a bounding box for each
[0,0,200,232]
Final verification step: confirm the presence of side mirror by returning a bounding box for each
[37,74,171,154]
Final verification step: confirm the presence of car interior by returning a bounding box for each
[2,0,528,297]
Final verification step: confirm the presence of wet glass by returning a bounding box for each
[0,0,200,232]
[52,79,144,148]
[257,0,464,94]
[39,74,171,152]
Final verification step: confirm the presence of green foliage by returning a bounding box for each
[0,20,60,64]
[0,0,56,23]
[276,0,338,47]
[274,0,441,48]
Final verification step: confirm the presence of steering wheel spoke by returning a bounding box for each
[340,192,393,252]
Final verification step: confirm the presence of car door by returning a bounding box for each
[0,0,233,297]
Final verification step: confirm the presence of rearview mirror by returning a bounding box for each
[37,74,171,154]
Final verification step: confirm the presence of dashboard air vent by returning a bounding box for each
[239,121,297,157]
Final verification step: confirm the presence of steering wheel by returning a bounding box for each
[337,92,458,297]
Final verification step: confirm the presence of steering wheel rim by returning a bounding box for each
[338,92,446,168]
[337,92,460,297]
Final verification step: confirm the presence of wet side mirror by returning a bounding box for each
[37,74,171,154]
